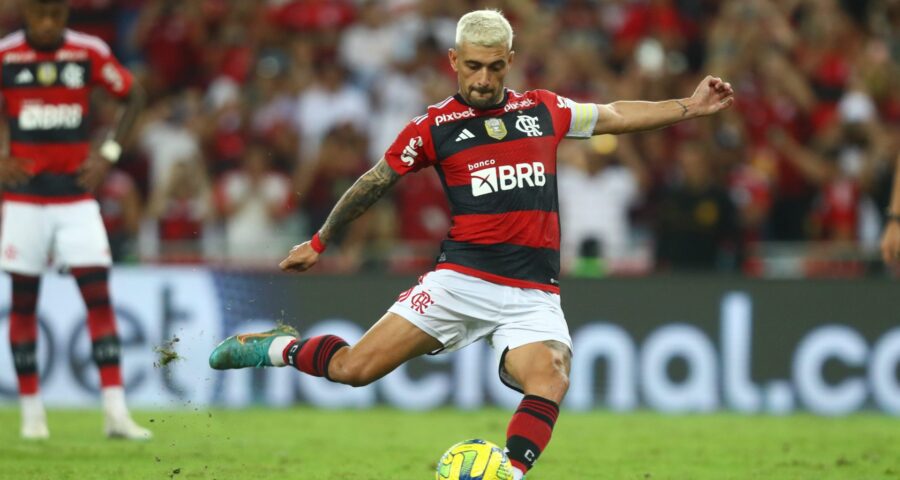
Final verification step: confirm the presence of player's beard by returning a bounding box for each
[466,87,502,109]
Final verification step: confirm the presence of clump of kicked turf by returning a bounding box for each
[153,336,184,368]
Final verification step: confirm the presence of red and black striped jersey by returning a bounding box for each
[385,89,598,293]
[0,29,133,203]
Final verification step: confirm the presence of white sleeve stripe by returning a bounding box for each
[64,29,111,56]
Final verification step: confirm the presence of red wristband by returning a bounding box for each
[310,232,326,253]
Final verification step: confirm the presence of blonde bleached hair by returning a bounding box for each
[455,9,514,50]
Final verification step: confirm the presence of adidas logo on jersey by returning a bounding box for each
[15,68,33,84]
[455,129,475,142]
[470,162,546,197]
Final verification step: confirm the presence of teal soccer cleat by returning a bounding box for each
[209,324,299,369]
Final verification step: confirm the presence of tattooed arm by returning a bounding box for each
[279,158,400,272]
[593,75,734,135]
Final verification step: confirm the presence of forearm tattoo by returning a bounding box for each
[318,159,399,244]
[676,100,689,117]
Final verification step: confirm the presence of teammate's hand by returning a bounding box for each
[279,241,319,272]
[881,221,900,263]
[78,154,112,191]
[690,75,735,116]
[0,156,32,186]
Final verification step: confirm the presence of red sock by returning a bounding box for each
[72,267,122,388]
[283,335,348,380]
[505,395,560,473]
[9,274,40,395]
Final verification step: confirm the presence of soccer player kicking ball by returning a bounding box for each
[0,0,150,440]
[210,9,733,478]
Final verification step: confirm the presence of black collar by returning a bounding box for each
[454,89,509,111]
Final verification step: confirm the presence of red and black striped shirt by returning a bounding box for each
[385,89,597,293]
[0,29,134,204]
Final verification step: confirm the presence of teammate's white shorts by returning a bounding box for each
[388,269,572,392]
[0,199,112,275]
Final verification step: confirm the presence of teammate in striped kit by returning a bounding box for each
[210,9,733,478]
[0,0,149,439]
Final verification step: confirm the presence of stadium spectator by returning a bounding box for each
[146,158,214,262]
[655,141,740,271]
[216,143,293,263]
[337,0,400,87]
[558,135,648,270]
[293,61,369,159]
[98,169,143,262]
[132,0,206,95]
[137,92,203,192]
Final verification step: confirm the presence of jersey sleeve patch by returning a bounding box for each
[384,119,433,175]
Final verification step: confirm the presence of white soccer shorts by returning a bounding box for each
[388,269,572,392]
[0,199,112,275]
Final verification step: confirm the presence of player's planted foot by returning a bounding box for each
[20,394,49,440]
[208,324,299,370]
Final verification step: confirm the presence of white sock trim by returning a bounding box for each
[512,466,525,480]
[102,386,129,418]
[268,336,295,367]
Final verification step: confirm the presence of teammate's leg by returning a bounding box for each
[55,200,150,439]
[8,273,48,439]
[1,201,51,439]
[501,340,571,480]
[211,312,443,387]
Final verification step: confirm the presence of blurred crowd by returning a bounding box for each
[1,0,898,276]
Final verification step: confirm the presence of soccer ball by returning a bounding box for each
[435,439,514,480]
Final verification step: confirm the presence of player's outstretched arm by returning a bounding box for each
[593,75,734,135]
[881,153,900,263]
[279,157,400,272]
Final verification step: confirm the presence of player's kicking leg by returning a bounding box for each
[210,311,443,387]
[500,340,571,480]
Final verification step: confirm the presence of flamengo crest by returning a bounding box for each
[515,114,542,137]
[61,63,85,88]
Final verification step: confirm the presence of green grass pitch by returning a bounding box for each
[0,407,897,479]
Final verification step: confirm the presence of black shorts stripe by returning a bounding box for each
[5,172,87,197]
[438,240,559,286]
